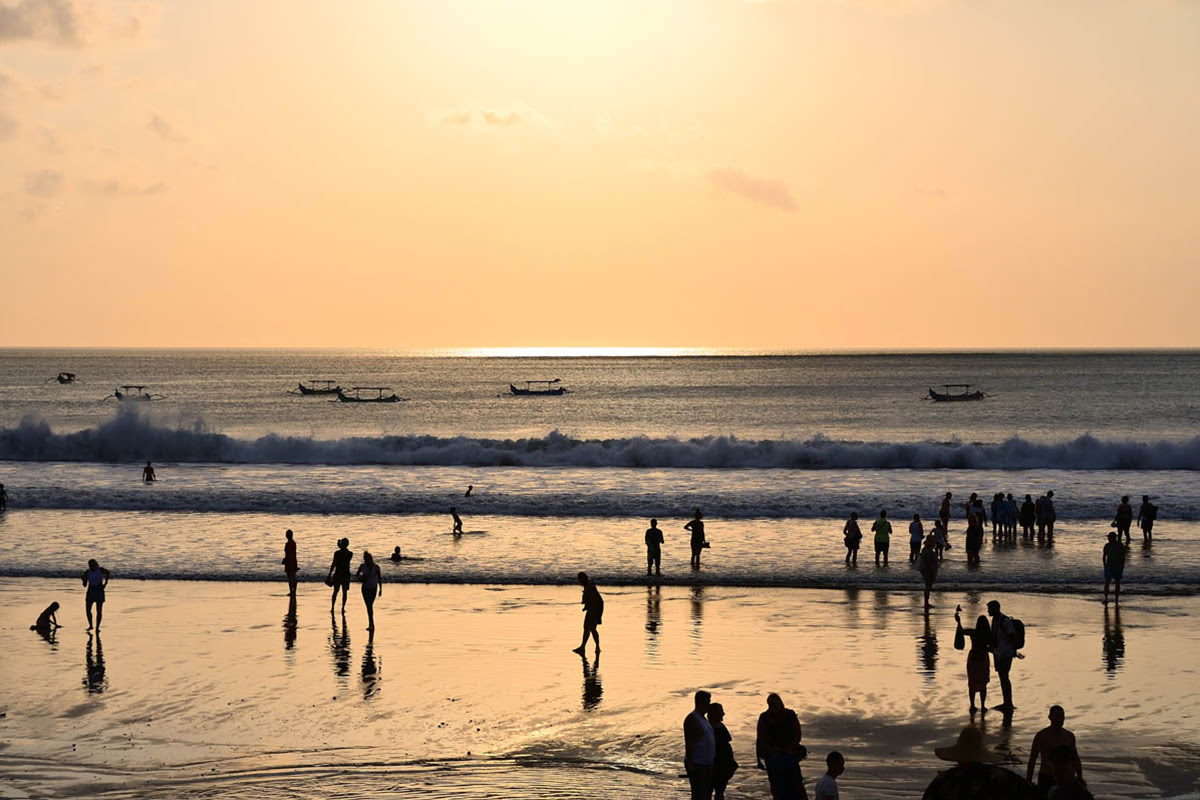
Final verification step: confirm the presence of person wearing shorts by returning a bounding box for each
[327,538,353,613]
[645,519,664,576]
[1103,532,1126,604]
[81,559,110,631]
[872,510,891,566]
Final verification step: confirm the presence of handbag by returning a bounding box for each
[954,625,966,651]
[324,575,335,587]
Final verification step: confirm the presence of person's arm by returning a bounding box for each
[1026,731,1042,782]
[755,716,767,767]
[684,715,698,768]
[101,568,111,586]
[376,566,383,597]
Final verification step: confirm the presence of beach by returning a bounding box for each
[2,579,1197,799]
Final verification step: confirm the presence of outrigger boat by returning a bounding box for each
[291,379,342,395]
[108,385,165,401]
[928,384,987,402]
[509,379,567,396]
[336,386,406,403]
[47,372,77,384]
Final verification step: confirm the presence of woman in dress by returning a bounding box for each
[955,608,992,713]
[356,550,383,631]
[81,559,110,631]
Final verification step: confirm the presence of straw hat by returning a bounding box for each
[934,727,991,763]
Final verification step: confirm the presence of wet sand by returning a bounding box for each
[1,579,1197,798]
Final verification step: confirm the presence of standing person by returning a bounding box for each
[814,752,844,800]
[964,493,987,528]
[990,493,1002,539]
[909,513,925,562]
[81,559,110,632]
[919,535,940,609]
[1026,705,1082,795]
[965,513,984,566]
[326,538,353,613]
[645,518,664,577]
[1103,532,1126,605]
[450,507,463,535]
[685,509,707,569]
[872,510,891,567]
[933,518,949,560]
[0,482,8,511]
[1113,496,1134,544]
[356,550,382,631]
[843,512,862,565]
[142,461,156,482]
[756,693,807,800]
[1005,493,1019,542]
[1137,495,1157,543]
[573,572,603,655]
[1020,494,1037,539]
[683,691,716,800]
[987,600,1020,712]
[1036,492,1056,541]
[954,607,991,713]
[708,702,739,800]
[939,492,953,533]
[282,529,299,596]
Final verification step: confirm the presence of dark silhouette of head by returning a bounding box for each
[945,492,952,499]
[766,692,784,711]
[879,509,887,518]
[1143,495,1150,502]
[975,615,991,640]
[49,601,60,612]
[1025,494,1033,501]
[694,690,712,712]
[650,518,657,527]
[393,546,401,555]
[285,529,293,540]
[707,702,725,723]
[577,571,590,586]
[969,493,978,501]
[1047,490,1054,498]
[913,513,921,521]
[88,558,99,570]
[826,750,845,777]
[1121,495,1129,503]
[1048,705,1065,727]
[1108,532,1118,543]
[338,538,349,549]
[850,511,858,520]
[694,508,703,519]
[987,600,1001,616]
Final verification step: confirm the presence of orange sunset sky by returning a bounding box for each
[1,0,1198,349]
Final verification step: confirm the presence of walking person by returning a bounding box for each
[684,691,717,800]
[843,512,862,565]
[1111,496,1134,544]
[356,550,382,631]
[1020,494,1037,539]
[1103,532,1126,605]
[756,693,807,800]
[282,529,299,596]
[909,513,924,562]
[326,538,353,613]
[872,510,891,567]
[1026,705,1082,795]
[573,571,603,655]
[919,534,940,609]
[645,518,664,576]
[81,559,111,632]
[987,599,1021,712]
[708,702,739,800]
[953,606,991,713]
[685,509,707,569]
[1137,495,1157,543]
[965,493,987,529]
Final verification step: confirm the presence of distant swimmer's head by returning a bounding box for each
[766,692,783,711]
[393,546,401,555]
[285,529,293,540]
[87,558,99,570]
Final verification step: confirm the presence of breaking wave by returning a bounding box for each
[2,410,1199,471]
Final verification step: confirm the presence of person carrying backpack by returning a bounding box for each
[987,599,1025,713]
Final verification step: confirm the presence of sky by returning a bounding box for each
[1,0,1198,349]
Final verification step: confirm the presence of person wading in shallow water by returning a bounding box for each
[142,461,156,482]
[356,550,382,631]
[843,512,862,566]
[645,518,665,577]
[326,538,353,613]
[573,572,603,655]
[684,509,707,569]
[919,534,940,609]
[81,559,111,631]
[872,510,891,567]
[282,529,298,596]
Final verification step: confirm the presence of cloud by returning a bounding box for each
[0,0,86,46]
[707,168,796,212]
[24,168,63,197]
[80,177,166,196]
[0,108,18,140]
[147,112,185,143]
[30,123,62,153]
[431,104,552,130]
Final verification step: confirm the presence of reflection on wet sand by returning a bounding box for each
[283,595,297,657]
[918,611,938,680]
[36,626,59,650]
[329,611,351,683]
[83,632,106,694]
[361,629,380,700]
[581,653,602,711]
[690,585,704,644]
[1103,606,1125,675]
[645,585,661,661]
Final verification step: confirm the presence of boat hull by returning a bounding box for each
[510,384,566,396]
[297,383,341,395]
[928,388,985,402]
[336,392,404,403]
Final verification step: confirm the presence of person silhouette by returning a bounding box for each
[1114,496,1134,544]
[1103,531,1126,605]
[356,550,382,631]
[0,482,8,511]
[756,693,805,799]
[872,509,891,566]
[1026,705,1082,794]
[987,600,1020,712]
[390,546,403,562]
[708,702,738,800]
[464,485,473,497]
[451,507,463,535]
[81,559,110,631]
[684,509,707,569]
[684,691,716,800]
[572,571,603,655]
[142,462,156,482]
[31,601,61,634]
[1137,495,1157,543]
[843,512,862,565]
[326,538,353,613]
[954,608,991,713]
[919,534,940,609]
[645,518,665,576]
[282,529,298,596]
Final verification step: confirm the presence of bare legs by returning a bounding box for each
[574,623,600,655]
[85,600,103,631]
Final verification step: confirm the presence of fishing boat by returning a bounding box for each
[56,372,77,384]
[509,379,567,396]
[291,379,342,395]
[928,384,986,402]
[336,387,406,403]
[109,385,164,401]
